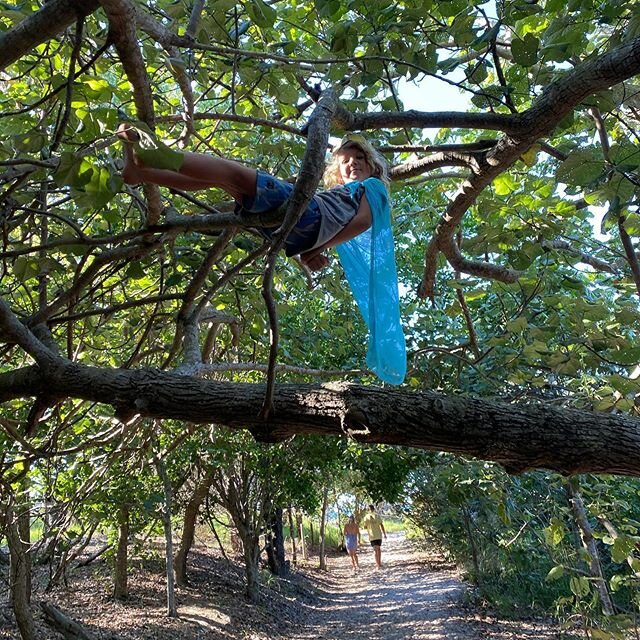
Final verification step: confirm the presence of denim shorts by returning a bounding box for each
[236,171,321,256]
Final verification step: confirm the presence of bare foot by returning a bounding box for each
[116,124,143,184]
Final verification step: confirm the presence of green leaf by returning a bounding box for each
[493,173,519,195]
[165,273,183,287]
[546,565,565,581]
[13,257,40,282]
[505,316,527,333]
[557,150,605,188]
[246,0,277,28]
[544,518,566,546]
[54,152,83,188]
[469,22,501,50]
[126,261,146,280]
[511,34,539,66]
[569,575,590,597]
[611,535,636,563]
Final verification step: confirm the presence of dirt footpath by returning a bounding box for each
[0,531,574,640]
[292,532,572,640]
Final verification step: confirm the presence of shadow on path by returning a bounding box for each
[292,532,573,640]
[292,532,473,640]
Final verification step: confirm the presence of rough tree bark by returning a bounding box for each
[2,364,639,476]
[174,471,215,586]
[113,502,129,601]
[2,499,36,640]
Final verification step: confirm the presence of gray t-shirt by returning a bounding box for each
[311,182,365,250]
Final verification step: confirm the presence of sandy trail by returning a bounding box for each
[291,532,475,639]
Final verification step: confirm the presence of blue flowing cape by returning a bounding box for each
[336,178,406,384]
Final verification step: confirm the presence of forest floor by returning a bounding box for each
[0,531,579,639]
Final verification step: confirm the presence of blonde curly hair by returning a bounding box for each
[323,135,389,189]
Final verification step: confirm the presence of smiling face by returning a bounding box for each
[337,146,374,184]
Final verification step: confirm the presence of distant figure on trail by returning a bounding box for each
[343,514,360,574]
[116,124,406,385]
[362,504,387,569]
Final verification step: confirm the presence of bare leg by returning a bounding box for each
[118,125,257,201]
[374,546,382,568]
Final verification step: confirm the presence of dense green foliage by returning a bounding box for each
[400,458,640,635]
[1,0,640,636]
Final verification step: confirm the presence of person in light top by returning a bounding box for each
[117,126,387,272]
[362,504,387,569]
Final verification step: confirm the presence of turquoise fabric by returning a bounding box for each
[336,178,406,384]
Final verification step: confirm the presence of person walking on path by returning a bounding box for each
[343,515,360,574]
[362,504,387,569]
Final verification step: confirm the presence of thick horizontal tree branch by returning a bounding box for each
[390,151,481,180]
[1,363,640,477]
[0,0,100,71]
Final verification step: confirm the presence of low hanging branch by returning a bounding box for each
[2,362,640,477]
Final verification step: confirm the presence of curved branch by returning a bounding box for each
[420,35,640,297]
[98,0,163,224]
[0,299,60,370]
[390,151,482,180]
[133,6,195,146]
[440,233,523,284]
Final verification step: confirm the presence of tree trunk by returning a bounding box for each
[265,507,286,577]
[155,456,177,617]
[243,533,261,603]
[287,507,297,566]
[174,472,214,586]
[4,498,36,640]
[114,503,129,601]
[16,483,32,602]
[318,487,328,571]
[462,505,482,588]
[565,477,615,616]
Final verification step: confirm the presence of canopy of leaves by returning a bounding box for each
[0,0,640,494]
